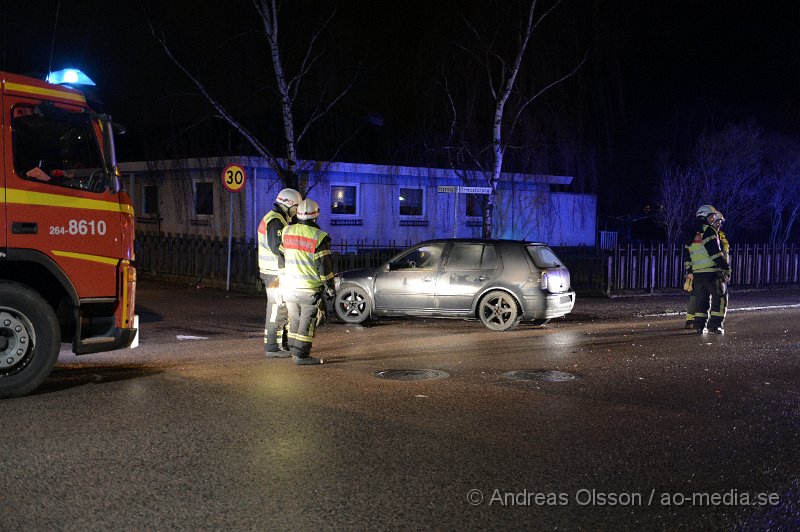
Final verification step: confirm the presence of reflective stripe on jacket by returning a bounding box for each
[281,223,334,291]
[688,223,724,274]
[258,209,290,275]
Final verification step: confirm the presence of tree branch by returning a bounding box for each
[287,7,337,101]
[296,53,364,144]
[508,48,588,140]
[148,19,285,177]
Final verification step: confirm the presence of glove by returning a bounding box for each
[716,278,728,296]
[683,276,693,293]
[325,287,336,300]
[720,269,732,283]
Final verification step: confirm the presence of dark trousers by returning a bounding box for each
[263,277,288,352]
[284,289,321,358]
[693,272,727,331]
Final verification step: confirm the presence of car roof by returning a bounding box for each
[417,238,549,246]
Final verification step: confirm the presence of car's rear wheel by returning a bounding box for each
[334,285,371,324]
[478,290,521,331]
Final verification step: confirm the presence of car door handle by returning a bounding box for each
[477,276,488,281]
[12,222,38,235]
[423,276,434,282]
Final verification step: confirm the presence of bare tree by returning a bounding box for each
[148,0,357,194]
[764,134,800,245]
[656,121,765,242]
[441,0,586,238]
[655,165,699,245]
[693,122,764,237]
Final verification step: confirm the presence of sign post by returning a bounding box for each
[222,164,247,291]
[437,185,492,238]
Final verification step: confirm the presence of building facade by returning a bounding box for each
[119,157,596,247]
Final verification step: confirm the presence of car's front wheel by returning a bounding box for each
[478,290,521,331]
[334,285,371,324]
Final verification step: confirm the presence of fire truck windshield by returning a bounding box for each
[12,104,108,193]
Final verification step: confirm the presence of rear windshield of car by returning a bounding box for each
[526,245,563,268]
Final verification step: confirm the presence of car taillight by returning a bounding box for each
[539,271,549,290]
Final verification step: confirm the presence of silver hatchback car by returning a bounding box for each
[333,239,575,331]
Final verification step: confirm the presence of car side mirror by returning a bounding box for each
[383,263,391,272]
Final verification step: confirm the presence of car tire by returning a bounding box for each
[334,285,371,324]
[0,282,61,399]
[478,290,521,331]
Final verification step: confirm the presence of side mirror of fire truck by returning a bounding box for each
[98,113,126,193]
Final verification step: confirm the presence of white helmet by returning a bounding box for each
[296,198,320,220]
[695,204,717,219]
[275,188,302,209]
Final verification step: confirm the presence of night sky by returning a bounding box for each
[3,1,800,222]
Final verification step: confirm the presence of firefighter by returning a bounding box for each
[258,187,302,357]
[683,209,707,329]
[280,198,336,365]
[684,209,729,329]
[685,204,731,334]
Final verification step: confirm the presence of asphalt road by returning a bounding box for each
[2,281,800,530]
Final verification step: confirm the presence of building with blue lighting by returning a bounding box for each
[120,157,596,247]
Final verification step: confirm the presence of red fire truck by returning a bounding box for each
[1,70,137,398]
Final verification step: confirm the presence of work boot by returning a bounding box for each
[695,327,706,335]
[293,355,323,365]
[707,327,724,335]
[265,346,291,358]
[684,320,694,330]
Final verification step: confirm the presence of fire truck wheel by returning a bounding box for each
[0,282,61,399]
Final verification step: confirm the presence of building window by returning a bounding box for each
[331,184,358,215]
[466,194,484,217]
[143,185,159,215]
[399,187,424,216]
[194,181,214,216]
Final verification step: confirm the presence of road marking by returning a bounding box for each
[645,303,800,317]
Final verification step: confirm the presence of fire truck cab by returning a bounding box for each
[1,70,136,398]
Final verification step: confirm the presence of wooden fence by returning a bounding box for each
[135,232,800,294]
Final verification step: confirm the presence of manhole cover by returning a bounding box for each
[503,370,578,382]
[375,369,450,381]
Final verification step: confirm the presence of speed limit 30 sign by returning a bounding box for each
[221,164,247,193]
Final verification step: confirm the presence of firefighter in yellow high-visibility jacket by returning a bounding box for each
[684,205,730,334]
[280,199,335,365]
[685,210,730,328]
